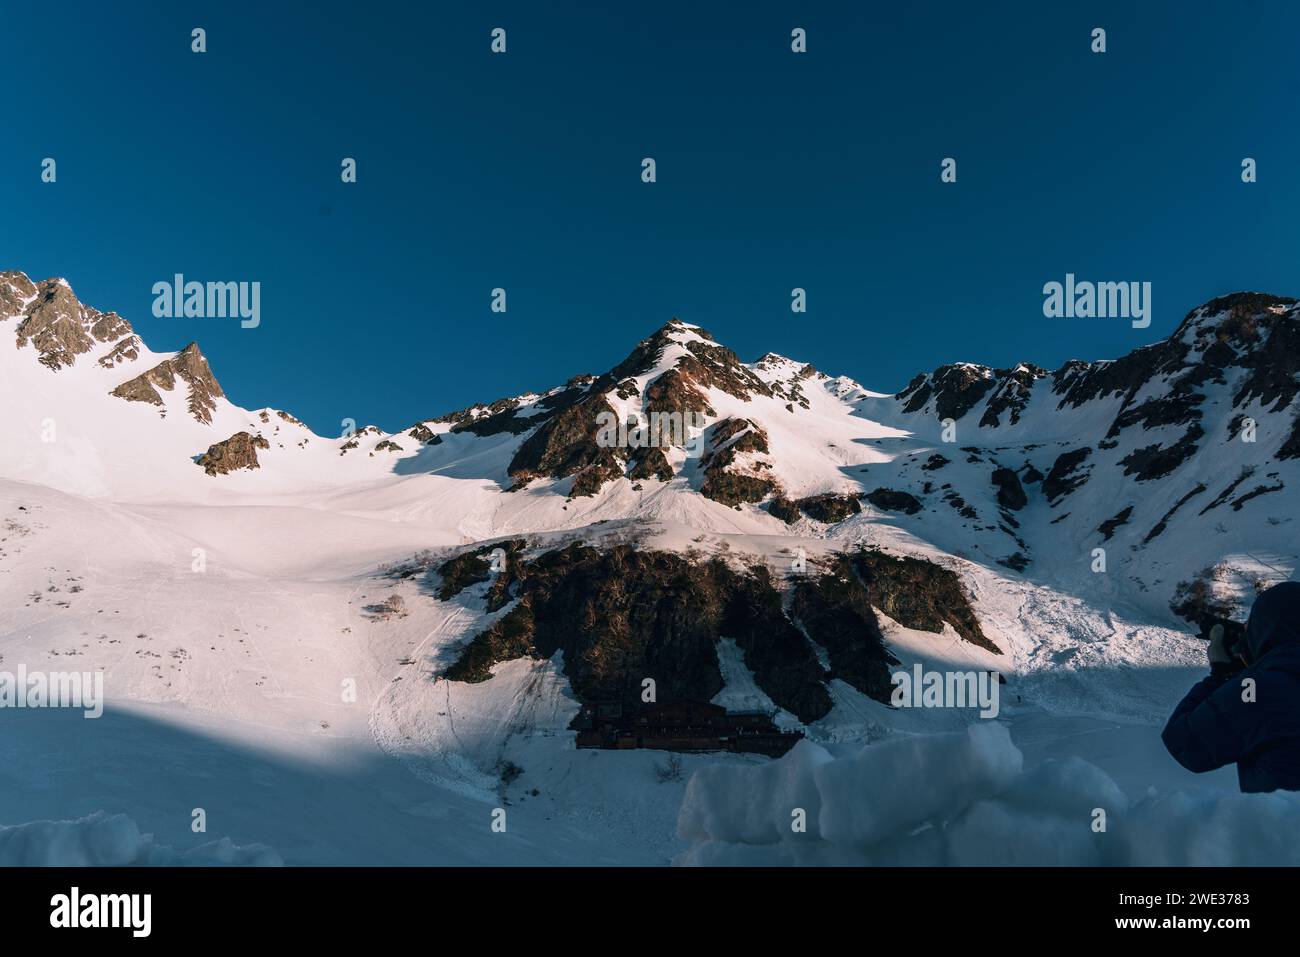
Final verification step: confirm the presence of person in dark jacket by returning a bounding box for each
[1162,580,1300,793]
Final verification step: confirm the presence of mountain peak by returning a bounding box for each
[9,272,133,371]
[110,342,225,424]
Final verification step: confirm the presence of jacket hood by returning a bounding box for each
[1244,581,1300,662]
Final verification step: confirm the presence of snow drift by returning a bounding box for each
[0,811,282,866]
[676,724,1300,866]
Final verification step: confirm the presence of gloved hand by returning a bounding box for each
[1208,623,1231,664]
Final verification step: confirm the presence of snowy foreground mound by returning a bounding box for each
[677,724,1300,866]
[0,812,281,866]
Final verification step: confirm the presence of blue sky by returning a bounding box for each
[2,1,1297,433]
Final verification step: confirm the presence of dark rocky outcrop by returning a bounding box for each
[1143,484,1206,543]
[97,335,142,368]
[943,491,978,520]
[767,492,862,525]
[791,555,897,702]
[507,395,623,496]
[863,488,922,515]
[979,365,1048,427]
[196,431,269,476]
[111,343,225,423]
[699,419,777,506]
[1199,467,1255,516]
[1118,425,1203,481]
[642,366,714,423]
[627,446,673,482]
[991,467,1027,510]
[897,364,997,421]
[851,550,997,653]
[436,539,528,612]
[440,543,993,719]
[754,354,819,409]
[452,409,540,437]
[0,271,38,321]
[406,423,443,445]
[681,339,772,401]
[794,493,862,524]
[767,495,803,524]
[1041,448,1092,503]
[1097,505,1134,541]
[444,544,831,721]
[1227,478,1285,512]
[14,278,134,371]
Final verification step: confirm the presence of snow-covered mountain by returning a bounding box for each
[2,269,1297,865]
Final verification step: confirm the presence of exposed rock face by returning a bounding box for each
[495,319,775,499]
[97,335,142,368]
[195,431,269,476]
[427,380,594,441]
[797,493,862,523]
[433,395,530,430]
[885,295,1300,512]
[642,367,714,422]
[897,363,995,420]
[436,539,528,611]
[507,395,623,496]
[852,550,997,652]
[440,543,994,719]
[864,487,922,515]
[767,495,802,524]
[443,544,830,721]
[627,446,673,482]
[680,338,772,400]
[12,277,134,371]
[899,361,1049,427]
[607,317,706,381]
[1118,426,1203,481]
[110,343,225,423]
[754,354,823,409]
[1041,448,1092,503]
[1098,505,1134,541]
[1143,483,1206,543]
[790,556,897,703]
[699,418,777,506]
[991,468,1027,510]
[0,271,38,320]
[406,424,442,445]
[769,492,862,524]
[980,364,1048,427]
